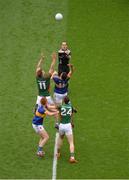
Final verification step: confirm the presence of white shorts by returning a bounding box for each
[59,123,73,136]
[54,92,68,105]
[32,124,44,133]
[36,95,54,106]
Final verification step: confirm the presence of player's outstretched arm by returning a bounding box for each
[51,71,58,79]
[45,110,59,116]
[67,64,74,78]
[36,53,44,70]
[49,52,57,75]
[46,104,58,112]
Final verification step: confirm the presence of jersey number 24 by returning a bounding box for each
[61,107,72,116]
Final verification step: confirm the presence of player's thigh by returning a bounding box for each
[32,124,44,133]
[59,123,65,136]
[65,123,73,143]
[54,93,67,105]
[32,124,49,139]
[65,123,73,135]
[46,96,54,105]
[54,93,63,105]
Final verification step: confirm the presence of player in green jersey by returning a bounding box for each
[35,52,56,111]
[56,96,77,163]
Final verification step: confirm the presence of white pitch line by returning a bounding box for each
[52,132,59,180]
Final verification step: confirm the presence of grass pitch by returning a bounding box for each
[0,0,129,179]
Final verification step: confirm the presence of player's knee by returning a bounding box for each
[45,134,49,141]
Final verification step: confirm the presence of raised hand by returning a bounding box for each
[67,64,73,67]
[51,52,57,60]
[41,52,45,59]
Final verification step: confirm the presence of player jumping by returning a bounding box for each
[35,52,56,111]
[51,64,74,105]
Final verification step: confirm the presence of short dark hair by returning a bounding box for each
[64,96,70,104]
[61,72,67,80]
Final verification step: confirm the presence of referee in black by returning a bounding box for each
[58,41,71,75]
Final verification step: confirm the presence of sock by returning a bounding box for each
[57,149,60,153]
[38,146,43,152]
[70,152,74,158]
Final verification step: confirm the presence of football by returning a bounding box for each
[55,13,63,20]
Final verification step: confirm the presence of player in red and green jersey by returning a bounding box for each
[35,52,56,111]
[56,96,78,163]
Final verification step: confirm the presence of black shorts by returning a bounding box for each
[58,64,70,75]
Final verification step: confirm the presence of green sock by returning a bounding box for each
[70,152,74,157]
[57,149,60,153]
